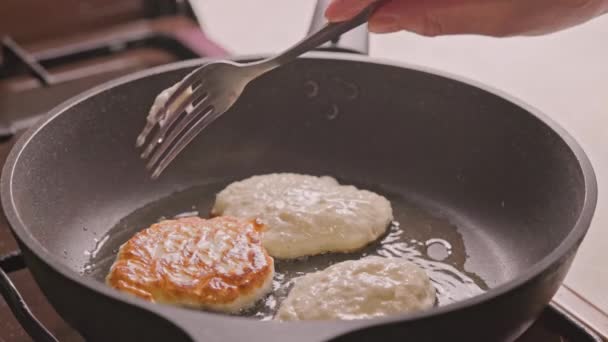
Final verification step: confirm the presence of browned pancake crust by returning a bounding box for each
[106,216,273,309]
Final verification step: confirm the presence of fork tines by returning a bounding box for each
[136,74,215,179]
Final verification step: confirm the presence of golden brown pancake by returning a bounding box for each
[106,216,274,312]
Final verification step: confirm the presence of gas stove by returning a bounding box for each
[0,0,225,138]
[0,1,603,341]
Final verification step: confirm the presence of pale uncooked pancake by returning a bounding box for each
[276,256,436,321]
[106,216,274,313]
[211,173,393,259]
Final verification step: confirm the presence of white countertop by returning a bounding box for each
[191,0,608,329]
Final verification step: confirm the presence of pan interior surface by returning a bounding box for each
[83,178,489,319]
[6,56,587,320]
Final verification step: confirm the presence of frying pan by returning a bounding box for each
[0,1,597,341]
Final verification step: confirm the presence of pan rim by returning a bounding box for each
[0,52,598,336]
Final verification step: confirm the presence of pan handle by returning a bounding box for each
[309,0,372,55]
[0,251,59,342]
[161,306,374,342]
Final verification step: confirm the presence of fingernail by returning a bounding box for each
[369,14,399,33]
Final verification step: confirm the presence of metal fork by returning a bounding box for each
[136,2,383,179]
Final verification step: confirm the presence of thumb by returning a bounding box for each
[325,0,379,22]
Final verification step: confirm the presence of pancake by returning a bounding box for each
[276,256,436,321]
[212,173,393,259]
[106,216,274,313]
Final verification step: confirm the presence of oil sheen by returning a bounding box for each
[84,180,488,320]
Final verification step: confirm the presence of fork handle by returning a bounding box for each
[254,1,385,72]
[308,0,370,54]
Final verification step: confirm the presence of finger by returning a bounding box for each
[368,0,606,36]
[325,0,380,22]
[368,0,519,36]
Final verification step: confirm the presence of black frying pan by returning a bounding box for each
[0,1,597,341]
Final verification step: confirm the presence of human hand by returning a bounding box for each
[325,0,608,36]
